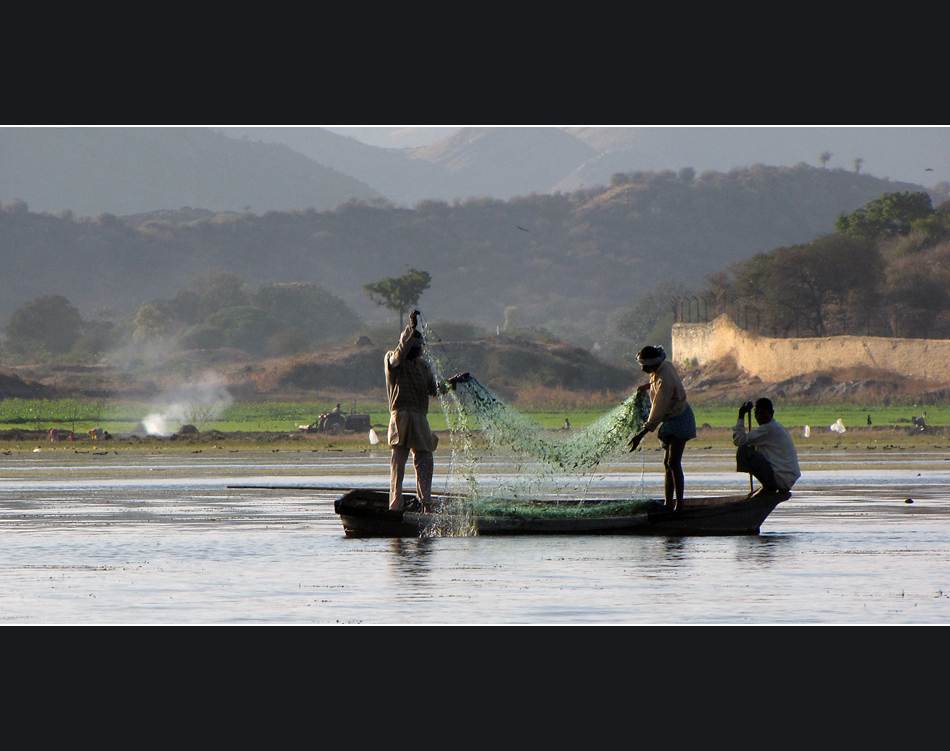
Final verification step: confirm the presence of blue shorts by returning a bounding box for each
[657,404,697,447]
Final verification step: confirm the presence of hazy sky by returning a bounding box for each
[322,127,458,148]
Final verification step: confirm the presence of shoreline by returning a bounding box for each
[3,424,947,454]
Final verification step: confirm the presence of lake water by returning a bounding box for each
[1,445,949,624]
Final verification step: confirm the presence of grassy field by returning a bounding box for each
[0,397,946,432]
[689,403,945,430]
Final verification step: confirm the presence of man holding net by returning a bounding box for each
[627,345,696,511]
[385,309,466,512]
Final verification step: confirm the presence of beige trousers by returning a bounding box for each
[389,445,434,510]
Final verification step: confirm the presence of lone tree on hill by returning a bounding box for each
[363,268,432,328]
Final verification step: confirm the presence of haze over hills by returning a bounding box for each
[3,126,947,217]
[2,161,945,346]
[0,128,382,217]
[557,127,950,194]
[243,125,950,202]
[322,127,459,148]
[217,127,598,206]
[216,126,465,208]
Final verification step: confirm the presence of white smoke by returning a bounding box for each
[142,373,233,436]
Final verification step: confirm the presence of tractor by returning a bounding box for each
[303,406,372,435]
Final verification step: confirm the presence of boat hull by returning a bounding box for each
[334,489,790,538]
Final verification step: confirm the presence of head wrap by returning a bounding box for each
[636,345,666,368]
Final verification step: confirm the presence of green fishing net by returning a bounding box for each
[420,322,653,536]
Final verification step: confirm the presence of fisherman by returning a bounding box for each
[385,309,467,512]
[627,345,696,511]
[733,398,801,494]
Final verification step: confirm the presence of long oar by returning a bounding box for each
[227,484,375,492]
[227,484,467,501]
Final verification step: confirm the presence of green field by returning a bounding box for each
[0,398,945,436]
[688,403,944,430]
[0,399,384,434]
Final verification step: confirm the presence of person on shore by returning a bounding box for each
[627,345,696,511]
[385,309,466,512]
[733,398,801,494]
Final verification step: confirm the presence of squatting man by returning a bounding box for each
[733,398,801,494]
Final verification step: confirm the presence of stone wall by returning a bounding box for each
[672,315,950,384]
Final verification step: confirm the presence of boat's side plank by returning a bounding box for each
[335,489,790,538]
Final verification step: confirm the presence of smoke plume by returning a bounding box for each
[142,372,233,436]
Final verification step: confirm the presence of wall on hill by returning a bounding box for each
[673,315,950,384]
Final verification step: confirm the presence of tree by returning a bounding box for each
[819,151,832,168]
[183,270,251,323]
[835,191,934,239]
[179,306,282,357]
[731,234,882,337]
[207,306,282,356]
[363,268,432,328]
[4,295,83,355]
[133,302,179,343]
[255,282,363,346]
[884,241,950,337]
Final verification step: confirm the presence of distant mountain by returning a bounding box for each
[0,128,382,216]
[218,126,598,205]
[219,126,950,207]
[323,127,458,148]
[216,126,457,207]
[560,126,950,192]
[404,127,597,200]
[8,126,945,222]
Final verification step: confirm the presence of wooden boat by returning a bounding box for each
[333,488,791,538]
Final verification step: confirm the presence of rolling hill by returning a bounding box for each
[2,161,945,344]
[0,127,382,216]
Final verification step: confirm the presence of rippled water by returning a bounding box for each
[1,446,949,624]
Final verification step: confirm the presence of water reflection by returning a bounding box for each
[661,537,688,561]
[736,534,794,566]
[389,538,435,582]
